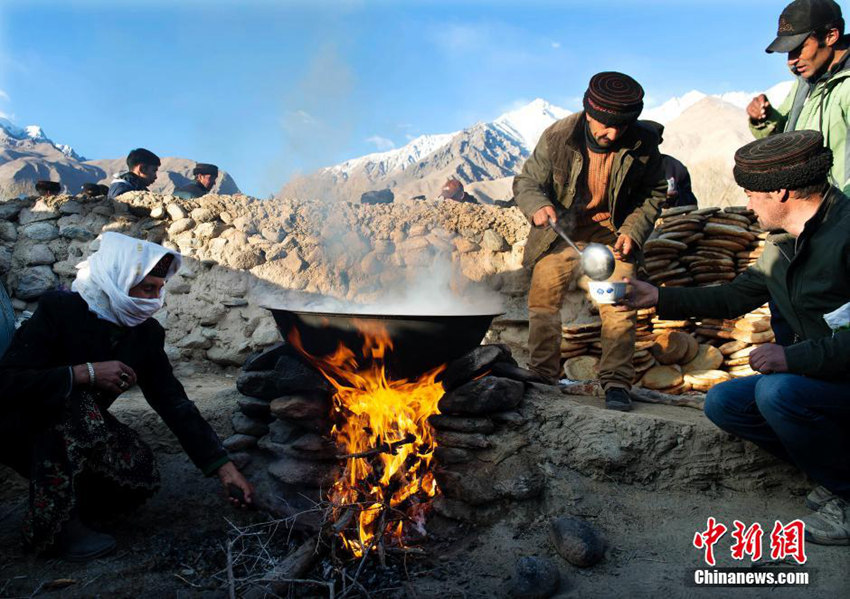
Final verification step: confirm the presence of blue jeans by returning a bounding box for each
[705,374,850,500]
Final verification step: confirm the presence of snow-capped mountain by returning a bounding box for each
[642,81,795,124]
[329,132,457,179]
[0,118,86,160]
[0,116,240,197]
[278,81,796,206]
[492,98,571,148]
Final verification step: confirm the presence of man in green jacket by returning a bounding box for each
[513,71,667,411]
[623,131,850,545]
[747,0,850,194]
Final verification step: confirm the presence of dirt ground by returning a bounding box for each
[1,373,847,599]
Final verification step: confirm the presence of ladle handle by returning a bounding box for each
[548,217,582,254]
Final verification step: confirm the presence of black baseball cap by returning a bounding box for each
[766,0,843,53]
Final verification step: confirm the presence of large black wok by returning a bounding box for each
[265,307,500,379]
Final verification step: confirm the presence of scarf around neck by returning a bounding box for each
[71,232,182,327]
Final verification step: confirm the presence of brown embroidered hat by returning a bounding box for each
[733,130,833,191]
[148,253,176,278]
[583,72,644,126]
[766,0,843,54]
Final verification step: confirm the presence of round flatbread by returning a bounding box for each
[681,233,706,245]
[681,334,700,363]
[564,355,600,381]
[724,206,755,215]
[693,207,722,216]
[645,238,689,252]
[651,330,693,365]
[563,321,603,335]
[661,205,698,218]
[734,318,771,333]
[635,338,656,351]
[561,339,589,352]
[724,356,752,367]
[728,345,760,359]
[682,344,724,372]
[699,239,749,251]
[718,339,748,355]
[731,329,775,344]
[642,365,684,390]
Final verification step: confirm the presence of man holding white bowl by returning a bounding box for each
[620,130,850,545]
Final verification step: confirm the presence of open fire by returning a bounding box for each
[289,321,445,557]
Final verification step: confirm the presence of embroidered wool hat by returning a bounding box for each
[733,130,833,191]
[583,72,645,126]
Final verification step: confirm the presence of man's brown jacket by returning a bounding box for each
[513,112,667,267]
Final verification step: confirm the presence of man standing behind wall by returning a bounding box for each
[108,148,161,200]
[748,0,850,193]
[513,71,667,411]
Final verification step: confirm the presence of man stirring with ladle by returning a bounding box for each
[513,71,667,411]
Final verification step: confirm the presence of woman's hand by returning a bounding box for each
[217,461,254,507]
[72,361,137,394]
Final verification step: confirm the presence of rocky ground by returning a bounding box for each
[0,373,846,599]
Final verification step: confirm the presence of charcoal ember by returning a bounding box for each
[428,414,495,434]
[434,431,491,450]
[269,393,331,421]
[435,452,543,505]
[441,344,517,391]
[549,516,606,568]
[267,455,336,487]
[231,413,270,437]
[438,376,524,415]
[237,396,272,419]
[433,446,474,465]
[489,362,548,385]
[509,556,560,599]
[491,411,527,428]
[223,434,258,452]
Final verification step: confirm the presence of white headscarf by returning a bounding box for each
[71,232,182,327]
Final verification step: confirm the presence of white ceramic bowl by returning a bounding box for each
[588,281,626,304]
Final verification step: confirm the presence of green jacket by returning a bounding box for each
[513,112,667,267]
[751,53,850,195]
[657,186,850,379]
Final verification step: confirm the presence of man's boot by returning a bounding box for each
[605,387,633,412]
[802,496,850,546]
[54,516,117,561]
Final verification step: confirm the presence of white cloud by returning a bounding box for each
[365,135,395,151]
[0,89,9,102]
[551,42,561,49]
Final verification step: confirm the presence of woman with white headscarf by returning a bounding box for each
[0,232,253,561]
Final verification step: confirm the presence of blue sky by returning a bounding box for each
[1,0,795,197]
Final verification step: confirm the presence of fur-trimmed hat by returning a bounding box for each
[583,72,645,126]
[193,163,218,176]
[733,130,833,191]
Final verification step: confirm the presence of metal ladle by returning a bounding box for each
[548,217,616,281]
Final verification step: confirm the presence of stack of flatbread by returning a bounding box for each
[643,205,703,288]
[561,320,602,360]
[640,364,691,394]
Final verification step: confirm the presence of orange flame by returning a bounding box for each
[288,321,445,557]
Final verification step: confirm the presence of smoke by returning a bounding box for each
[254,201,505,317]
